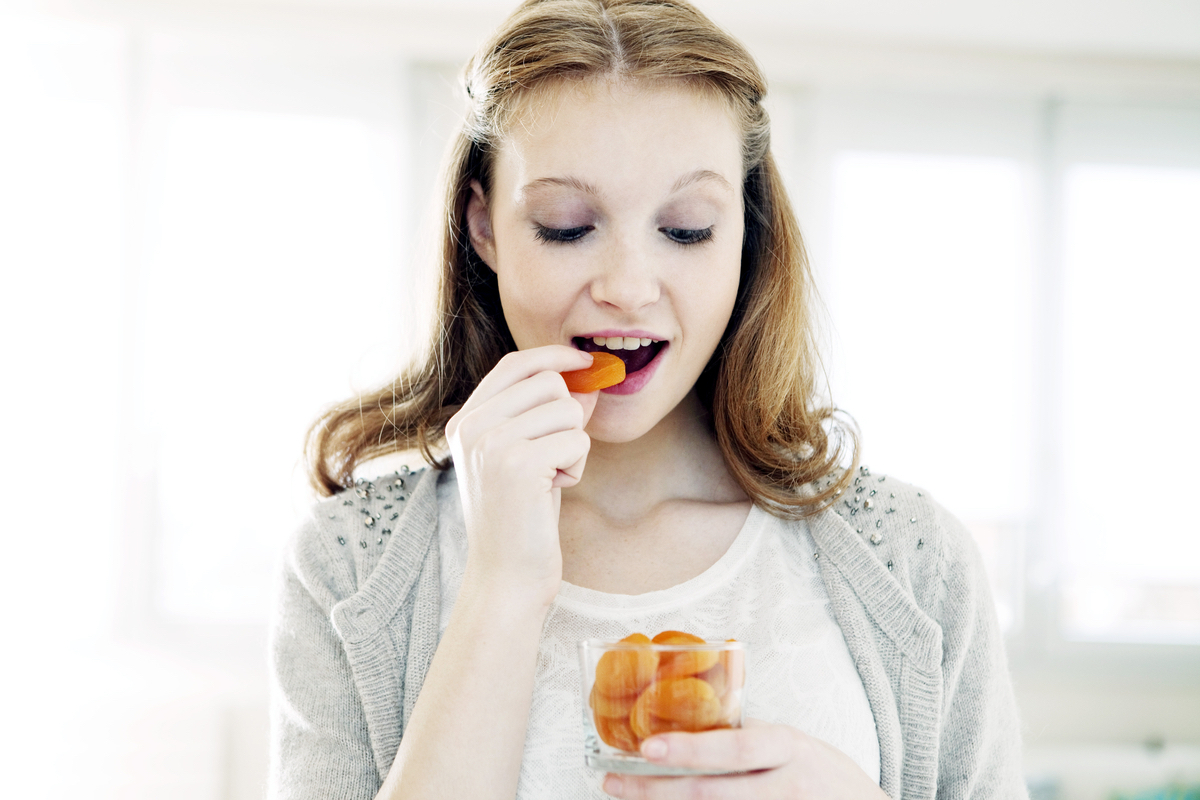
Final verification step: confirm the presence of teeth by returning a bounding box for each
[588,336,659,350]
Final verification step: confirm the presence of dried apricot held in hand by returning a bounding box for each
[561,351,626,393]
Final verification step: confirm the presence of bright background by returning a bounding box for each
[1,1,1198,798]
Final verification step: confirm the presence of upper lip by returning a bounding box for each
[575,329,666,341]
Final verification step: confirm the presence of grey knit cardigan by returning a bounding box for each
[269,465,1028,800]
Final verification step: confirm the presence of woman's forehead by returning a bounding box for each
[491,77,743,198]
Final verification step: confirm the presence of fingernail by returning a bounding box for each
[642,737,667,759]
[603,775,623,795]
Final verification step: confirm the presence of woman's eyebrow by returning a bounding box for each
[519,176,600,197]
[518,169,733,200]
[671,169,734,194]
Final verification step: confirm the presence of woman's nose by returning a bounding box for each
[589,240,660,312]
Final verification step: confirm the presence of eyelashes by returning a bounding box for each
[533,225,715,246]
[662,227,714,246]
[534,225,592,243]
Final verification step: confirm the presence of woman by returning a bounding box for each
[269,1,1026,798]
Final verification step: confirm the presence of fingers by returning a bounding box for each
[602,723,889,800]
[448,348,593,448]
[488,395,587,446]
[459,346,592,419]
[572,388,600,429]
[602,724,797,799]
[453,393,587,478]
[515,426,592,479]
[640,724,795,774]
[453,398,591,494]
[483,370,578,426]
[552,445,589,489]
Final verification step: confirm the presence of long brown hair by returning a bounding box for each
[307,0,857,515]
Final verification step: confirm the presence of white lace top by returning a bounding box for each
[437,475,880,799]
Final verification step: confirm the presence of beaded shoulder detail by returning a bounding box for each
[312,464,431,586]
[812,465,946,608]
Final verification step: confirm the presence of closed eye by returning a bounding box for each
[534,225,592,244]
[661,227,714,245]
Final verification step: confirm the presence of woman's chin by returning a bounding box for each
[585,382,706,447]
[583,407,656,446]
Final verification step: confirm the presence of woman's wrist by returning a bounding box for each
[458,561,560,620]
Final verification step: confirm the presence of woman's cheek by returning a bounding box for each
[499,277,573,347]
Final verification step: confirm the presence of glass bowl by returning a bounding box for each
[578,633,747,775]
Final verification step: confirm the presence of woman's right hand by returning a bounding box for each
[445,345,599,609]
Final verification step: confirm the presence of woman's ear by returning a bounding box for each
[466,180,497,272]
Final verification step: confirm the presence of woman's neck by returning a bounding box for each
[561,392,746,523]
[556,391,752,593]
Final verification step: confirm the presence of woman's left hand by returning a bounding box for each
[602,719,889,800]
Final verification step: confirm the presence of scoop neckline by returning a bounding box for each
[554,503,768,615]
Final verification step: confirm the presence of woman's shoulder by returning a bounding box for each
[282,465,440,606]
[806,466,985,621]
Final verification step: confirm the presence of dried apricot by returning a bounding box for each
[697,662,727,696]
[561,352,625,393]
[653,631,719,679]
[650,631,703,645]
[593,633,658,699]
[595,713,640,752]
[589,683,637,719]
[633,678,723,732]
[630,708,692,740]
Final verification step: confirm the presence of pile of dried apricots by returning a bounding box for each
[588,631,744,753]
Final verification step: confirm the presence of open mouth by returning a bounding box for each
[572,336,667,375]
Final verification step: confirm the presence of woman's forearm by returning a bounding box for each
[375,574,551,800]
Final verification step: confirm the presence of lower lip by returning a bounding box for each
[601,344,667,395]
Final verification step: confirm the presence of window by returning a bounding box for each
[0,13,127,642]
[1060,163,1200,643]
[825,150,1033,630]
[143,106,404,621]
[1052,100,1200,646]
[130,38,411,623]
[793,91,1200,648]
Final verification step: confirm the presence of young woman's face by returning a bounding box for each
[467,78,745,443]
